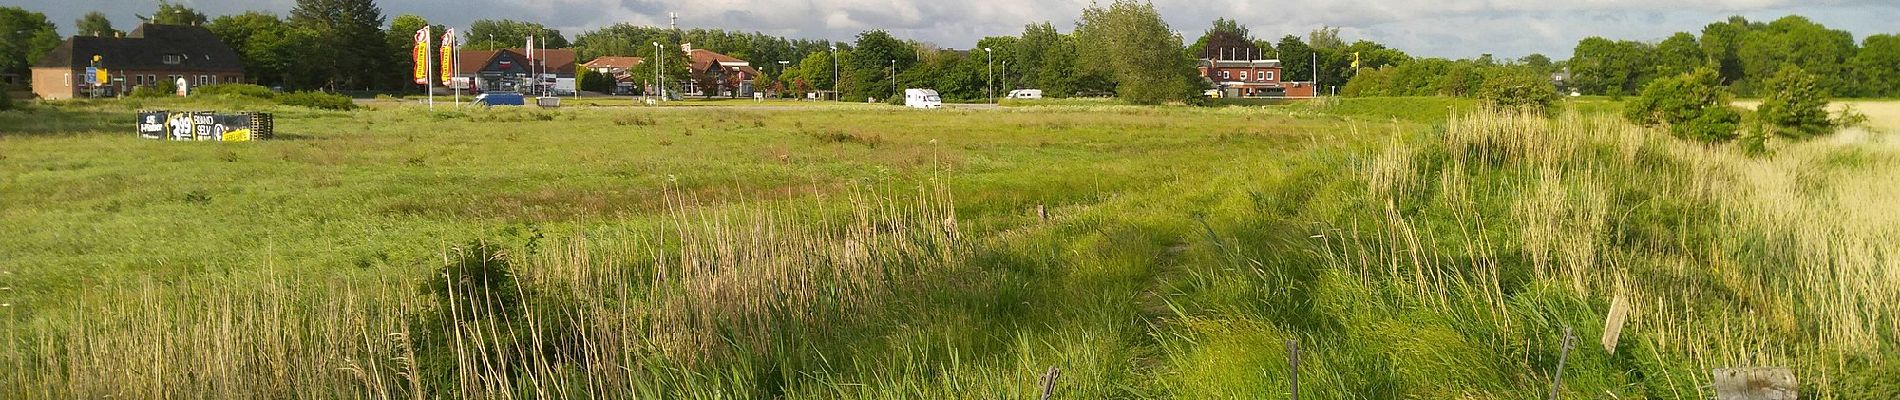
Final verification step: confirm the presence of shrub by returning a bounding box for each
[192,83,275,99]
[1624,67,1742,143]
[1756,67,1834,140]
[276,91,357,110]
[1476,67,1560,114]
[129,80,179,98]
[0,93,12,111]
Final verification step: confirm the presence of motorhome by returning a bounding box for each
[905,89,943,109]
[1006,89,1043,99]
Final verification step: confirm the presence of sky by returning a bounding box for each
[15,0,1900,60]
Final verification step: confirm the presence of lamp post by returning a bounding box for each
[830,45,839,101]
[983,47,993,104]
[652,42,663,101]
[889,59,896,100]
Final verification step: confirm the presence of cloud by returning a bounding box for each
[12,0,1897,59]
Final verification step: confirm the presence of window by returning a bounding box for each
[1220,71,1230,80]
[198,75,210,86]
[64,73,71,87]
[163,54,182,65]
[145,75,156,85]
[1265,71,1276,81]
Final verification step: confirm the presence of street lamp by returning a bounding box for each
[829,45,839,101]
[652,42,665,101]
[889,59,896,99]
[983,47,993,104]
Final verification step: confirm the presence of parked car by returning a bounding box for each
[904,89,942,109]
[472,91,525,106]
[1006,89,1043,99]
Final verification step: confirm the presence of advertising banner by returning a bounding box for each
[136,111,272,142]
[414,27,431,85]
[441,28,456,84]
[138,111,167,139]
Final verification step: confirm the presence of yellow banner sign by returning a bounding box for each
[413,27,430,85]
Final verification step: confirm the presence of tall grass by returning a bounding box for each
[2,182,966,398]
[1323,110,1897,398]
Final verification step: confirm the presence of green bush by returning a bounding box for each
[192,83,275,99]
[1624,67,1742,143]
[276,91,358,110]
[1756,67,1833,140]
[0,93,13,111]
[1476,67,1560,114]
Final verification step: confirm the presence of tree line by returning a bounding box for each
[1567,15,1900,98]
[12,1,1894,103]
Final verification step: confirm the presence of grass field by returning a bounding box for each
[1,96,1896,398]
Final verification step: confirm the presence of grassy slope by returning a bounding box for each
[1,97,1894,398]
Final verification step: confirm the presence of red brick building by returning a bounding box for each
[31,24,243,99]
[1200,58,1316,98]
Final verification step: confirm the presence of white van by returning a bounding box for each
[1006,89,1043,100]
[905,89,943,109]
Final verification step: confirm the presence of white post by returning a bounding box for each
[426,29,434,110]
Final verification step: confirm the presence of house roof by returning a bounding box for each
[583,56,643,69]
[34,24,242,72]
[688,49,760,75]
[1205,59,1282,68]
[457,48,578,76]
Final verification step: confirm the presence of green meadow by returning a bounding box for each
[1,97,1896,398]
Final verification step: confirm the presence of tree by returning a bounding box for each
[974,36,1016,94]
[1277,35,1313,83]
[77,11,118,37]
[0,6,61,82]
[1849,34,1900,97]
[208,12,298,87]
[1188,18,1259,60]
[1477,67,1559,113]
[1570,37,1653,96]
[384,14,445,91]
[844,30,914,101]
[1521,54,1553,72]
[141,1,207,26]
[1700,16,1750,84]
[1755,66,1833,139]
[1654,32,1704,79]
[464,19,567,50]
[1624,68,1742,143]
[290,0,389,90]
[794,50,837,92]
[1074,0,1200,104]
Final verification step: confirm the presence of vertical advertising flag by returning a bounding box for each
[525,36,535,61]
[413,26,431,85]
[440,28,455,84]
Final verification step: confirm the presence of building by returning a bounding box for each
[582,56,643,75]
[581,56,643,94]
[1199,58,1317,98]
[454,48,576,93]
[685,47,759,98]
[30,24,243,100]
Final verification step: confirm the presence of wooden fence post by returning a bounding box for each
[1287,338,1301,400]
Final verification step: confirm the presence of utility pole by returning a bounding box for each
[983,47,993,104]
[830,45,839,101]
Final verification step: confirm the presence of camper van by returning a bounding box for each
[1006,89,1043,100]
[904,89,943,109]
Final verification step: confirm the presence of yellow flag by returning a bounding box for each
[1351,52,1361,69]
